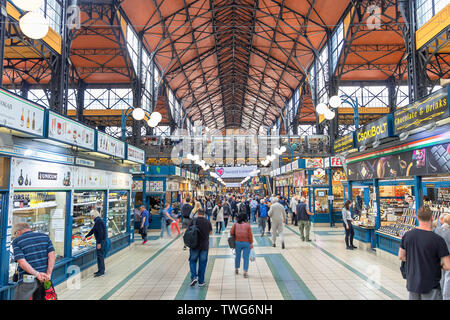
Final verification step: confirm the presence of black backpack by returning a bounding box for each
[183,218,199,248]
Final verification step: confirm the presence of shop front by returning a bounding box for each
[343,85,450,255]
[0,88,141,299]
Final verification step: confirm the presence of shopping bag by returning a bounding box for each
[249,249,256,262]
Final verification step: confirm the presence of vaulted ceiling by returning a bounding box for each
[121,0,349,133]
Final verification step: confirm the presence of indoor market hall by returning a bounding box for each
[0,0,449,307]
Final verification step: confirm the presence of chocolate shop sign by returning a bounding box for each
[334,132,355,154]
[394,88,449,135]
[356,115,393,147]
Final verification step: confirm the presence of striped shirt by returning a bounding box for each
[12,231,55,281]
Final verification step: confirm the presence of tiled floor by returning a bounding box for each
[57,223,408,300]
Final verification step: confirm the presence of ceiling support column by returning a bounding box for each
[0,0,6,87]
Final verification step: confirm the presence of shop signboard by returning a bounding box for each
[109,172,132,190]
[215,166,257,178]
[75,158,95,167]
[292,160,299,171]
[334,132,355,154]
[280,166,286,174]
[166,180,179,191]
[324,157,343,168]
[305,158,324,169]
[97,131,125,159]
[48,111,95,150]
[346,141,450,181]
[175,167,181,176]
[356,115,393,147]
[127,144,145,164]
[0,88,45,137]
[394,88,449,135]
[73,166,107,189]
[181,169,186,178]
[132,180,143,192]
[11,157,73,190]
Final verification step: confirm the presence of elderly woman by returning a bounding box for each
[434,214,450,300]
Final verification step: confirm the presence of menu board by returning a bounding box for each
[48,111,95,150]
[394,88,448,134]
[109,172,132,190]
[132,180,143,192]
[356,115,392,147]
[11,157,72,190]
[166,180,179,191]
[305,158,324,169]
[0,88,45,137]
[97,131,125,159]
[334,132,355,154]
[73,166,107,189]
[127,144,145,164]
[146,180,164,192]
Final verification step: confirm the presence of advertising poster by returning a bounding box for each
[97,131,125,158]
[305,158,324,169]
[0,88,45,137]
[48,111,95,150]
[346,142,450,180]
[109,172,132,189]
[127,145,145,164]
[132,180,143,192]
[73,166,107,189]
[394,88,448,135]
[11,158,72,190]
[324,157,343,168]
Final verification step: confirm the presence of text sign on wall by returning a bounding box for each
[48,111,95,150]
[324,157,343,168]
[394,88,448,135]
[305,158,323,169]
[127,144,145,164]
[215,166,257,178]
[0,88,45,137]
[97,131,125,159]
[334,132,355,154]
[356,115,392,147]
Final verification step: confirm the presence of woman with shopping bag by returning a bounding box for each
[230,213,254,278]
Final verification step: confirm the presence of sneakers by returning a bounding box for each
[183,246,187,251]
[198,282,207,287]
[272,244,276,247]
[351,245,357,249]
[282,242,285,249]
[306,239,311,242]
[346,246,353,250]
[190,278,198,286]
[243,272,249,278]
[235,269,239,275]
[94,273,104,278]
[142,240,148,245]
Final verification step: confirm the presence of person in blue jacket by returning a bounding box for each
[255,199,269,236]
[85,208,106,277]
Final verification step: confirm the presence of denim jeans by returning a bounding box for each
[235,241,251,272]
[160,218,172,238]
[96,240,106,274]
[250,208,256,223]
[189,249,209,283]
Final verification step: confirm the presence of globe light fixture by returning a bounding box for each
[274,147,281,155]
[329,95,342,109]
[19,11,49,40]
[324,109,336,120]
[132,107,145,121]
[316,103,328,115]
[13,0,44,12]
[151,111,162,123]
[269,155,276,162]
[280,146,287,153]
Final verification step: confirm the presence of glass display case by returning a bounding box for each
[108,191,128,238]
[72,191,105,255]
[12,191,67,261]
[314,189,329,213]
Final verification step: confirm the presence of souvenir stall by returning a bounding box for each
[324,157,346,224]
[343,86,450,255]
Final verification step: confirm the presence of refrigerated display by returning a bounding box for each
[108,191,128,238]
[12,191,67,260]
[72,191,105,254]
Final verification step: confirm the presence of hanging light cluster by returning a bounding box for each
[131,107,162,128]
[15,0,49,40]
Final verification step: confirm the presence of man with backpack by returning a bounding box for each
[181,198,193,250]
[184,209,212,287]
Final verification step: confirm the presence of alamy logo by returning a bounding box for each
[366,5,382,30]
[67,4,81,30]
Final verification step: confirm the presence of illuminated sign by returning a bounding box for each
[356,115,392,147]
[334,132,355,154]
